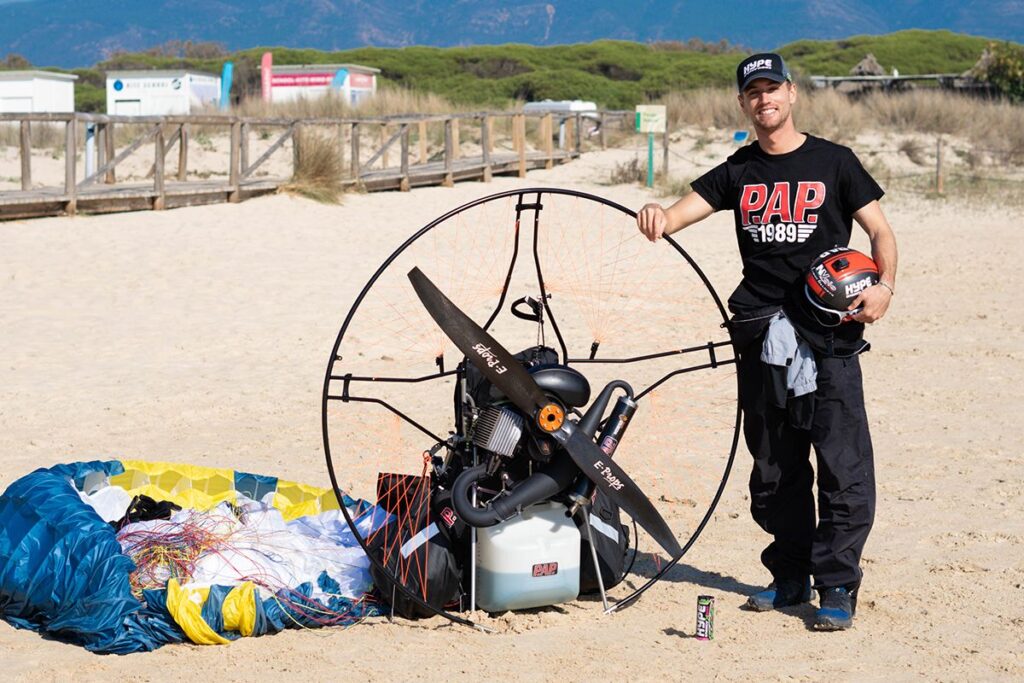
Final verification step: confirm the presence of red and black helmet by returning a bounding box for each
[804,247,878,325]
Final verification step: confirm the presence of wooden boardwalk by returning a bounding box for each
[0,111,617,220]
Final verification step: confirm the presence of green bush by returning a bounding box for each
[985,42,1024,102]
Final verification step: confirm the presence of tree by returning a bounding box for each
[983,42,1024,103]
[2,53,32,69]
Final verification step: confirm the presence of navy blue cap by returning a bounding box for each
[737,53,791,91]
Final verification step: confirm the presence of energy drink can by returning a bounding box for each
[696,595,715,640]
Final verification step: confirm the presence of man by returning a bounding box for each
[636,53,897,630]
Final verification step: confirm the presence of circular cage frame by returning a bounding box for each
[321,187,741,627]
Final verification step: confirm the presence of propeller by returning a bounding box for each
[408,267,682,558]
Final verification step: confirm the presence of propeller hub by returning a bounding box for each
[536,402,565,433]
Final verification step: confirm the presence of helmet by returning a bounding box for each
[804,247,878,326]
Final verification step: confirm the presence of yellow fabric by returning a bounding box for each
[222,582,257,637]
[165,580,230,646]
[273,494,321,521]
[318,491,342,511]
[108,459,339,519]
[274,479,333,520]
[112,460,237,512]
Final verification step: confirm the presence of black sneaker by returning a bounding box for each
[814,587,856,630]
[745,577,812,612]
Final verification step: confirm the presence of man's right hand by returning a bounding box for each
[637,203,668,242]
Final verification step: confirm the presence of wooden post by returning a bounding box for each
[292,122,302,172]
[350,122,360,179]
[563,116,573,151]
[935,135,944,195]
[418,120,428,164]
[574,112,582,155]
[512,113,522,154]
[342,124,350,175]
[481,115,492,182]
[153,125,166,210]
[516,114,526,178]
[228,120,241,203]
[443,118,454,187]
[451,118,460,160]
[240,122,250,177]
[64,119,77,215]
[177,123,189,181]
[486,116,494,155]
[96,123,107,179]
[380,123,388,168]
[400,124,410,192]
[599,111,606,150]
[19,120,31,190]
[104,121,116,184]
[543,113,554,169]
[663,130,669,177]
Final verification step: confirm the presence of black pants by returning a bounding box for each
[737,342,876,592]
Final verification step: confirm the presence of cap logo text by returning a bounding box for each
[743,58,773,77]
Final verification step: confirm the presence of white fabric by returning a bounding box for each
[78,484,133,523]
[117,500,375,600]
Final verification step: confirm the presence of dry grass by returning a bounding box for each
[282,127,346,203]
[662,88,745,131]
[654,171,695,199]
[607,157,646,185]
[898,138,928,166]
[0,121,67,153]
[233,86,470,120]
[658,87,1024,162]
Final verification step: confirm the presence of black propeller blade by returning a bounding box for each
[407,267,682,558]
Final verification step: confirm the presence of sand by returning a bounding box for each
[1,135,1022,682]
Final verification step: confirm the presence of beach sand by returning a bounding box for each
[1,138,1022,681]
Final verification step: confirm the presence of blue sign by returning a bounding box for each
[113,80,123,91]
[331,68,349,88]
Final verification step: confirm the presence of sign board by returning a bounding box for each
[635,105,666,133]
[271,73,335,87]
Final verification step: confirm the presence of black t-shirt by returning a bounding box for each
[691,134,883,314]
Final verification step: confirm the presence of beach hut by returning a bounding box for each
[261,62,379,106]
[0,70,77,113]
[105,70,220,115]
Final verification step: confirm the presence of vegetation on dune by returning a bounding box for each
[34,30,1014,113]
[777,30,992,77]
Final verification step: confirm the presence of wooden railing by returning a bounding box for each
[0,110,632,219]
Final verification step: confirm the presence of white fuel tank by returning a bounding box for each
[475,501,580,612]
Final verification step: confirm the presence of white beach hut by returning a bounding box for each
[105,71,221,115]
[0,71,77,113]
[262,63,379,106]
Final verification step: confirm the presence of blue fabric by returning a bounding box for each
[233,470,278,502]
[0,461,142,652]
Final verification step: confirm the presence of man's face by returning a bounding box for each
[738,78,796,133]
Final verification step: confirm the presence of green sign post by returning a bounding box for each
[635,105,666,188]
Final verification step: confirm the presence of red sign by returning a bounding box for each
[271,73,335,87]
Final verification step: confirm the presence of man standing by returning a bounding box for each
[636,53,898,630]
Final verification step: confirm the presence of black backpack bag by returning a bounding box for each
[577,489,631,594]
[368,473,468,619]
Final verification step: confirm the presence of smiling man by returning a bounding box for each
[636,53,898,631]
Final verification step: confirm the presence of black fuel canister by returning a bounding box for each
[597,395,637,457]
